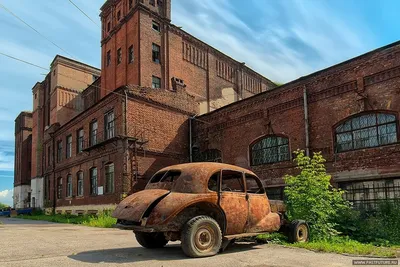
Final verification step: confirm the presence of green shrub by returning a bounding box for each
[335,200,400,245]
[284,150,351,240]
[82,210,117,228]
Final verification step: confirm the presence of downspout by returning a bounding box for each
[189,115,197,162]
[123,90,130,195]
[50,133,56,215]
[303,86,310,156]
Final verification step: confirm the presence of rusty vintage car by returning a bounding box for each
[113,162,309,257]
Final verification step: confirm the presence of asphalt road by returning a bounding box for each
[0,217,393,267]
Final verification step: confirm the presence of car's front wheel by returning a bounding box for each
[135,232,168,248]
[181,215,222,258]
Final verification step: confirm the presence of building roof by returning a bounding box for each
[199,39,400,118]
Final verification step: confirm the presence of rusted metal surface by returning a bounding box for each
[269,200,286,213]
[112,189,169,222]
[113,162,282,237]
[146,192,219,226]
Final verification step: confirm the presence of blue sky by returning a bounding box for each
[0,0,399,205]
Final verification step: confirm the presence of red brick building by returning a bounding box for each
[99,0,276,114]
[14,0,272,213]
[13,112,32,208]
[193,41,400,207]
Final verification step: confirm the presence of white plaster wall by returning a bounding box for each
[31,177,44,208]
[13,185,30,209]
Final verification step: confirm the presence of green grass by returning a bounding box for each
[256,234,398,258]
[18,210,117,228]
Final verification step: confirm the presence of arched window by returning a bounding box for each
[335,112,398,152]
[194,149,222,162]
[250,136,289,166]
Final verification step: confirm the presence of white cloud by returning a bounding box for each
[0,189,13,206]
[173,0,376,83]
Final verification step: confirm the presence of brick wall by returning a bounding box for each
[194,41,400,186]
[14,112,32,186]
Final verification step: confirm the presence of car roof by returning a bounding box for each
[158,162,256,176]
[153,162,258,193]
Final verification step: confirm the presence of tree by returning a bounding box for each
[0,202,9,209]
[284,150,350,239]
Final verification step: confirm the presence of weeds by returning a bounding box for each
[18,210,116,228]
[256,234,398,258]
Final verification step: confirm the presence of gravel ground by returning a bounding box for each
[0,217,396,267]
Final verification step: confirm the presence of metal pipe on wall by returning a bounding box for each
[303,86,310,156]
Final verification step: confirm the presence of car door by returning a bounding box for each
[218,169,248,235]
[244,173,271,233]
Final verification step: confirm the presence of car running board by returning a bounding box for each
[223,232,268,241]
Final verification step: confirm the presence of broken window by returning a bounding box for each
[77,128,84,153]
[107,50,111,66]
[221,170,245,193]
[90,120,98,146]
[250,136,289,165]
[335,112,397,152]
[128,45,134,63]
[57,140,62,163]
[104,111,115,139]
[208,172,219,192]
[57,177,62,199]
[117,48,122,65]
[105,163,114,193]
[117,10,121,21]
[90,168,98,195]
[152,43,160,63]
[152,20,160,32]
[66,174,72,197]
[66,135,72,158]
[245,174,264,194]
[152,76,161,88]
[77,171,84,196]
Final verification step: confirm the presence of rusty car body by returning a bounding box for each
[113,162,308,257]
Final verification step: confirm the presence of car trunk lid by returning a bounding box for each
[112,189,170,222]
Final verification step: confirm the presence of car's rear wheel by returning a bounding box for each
[181,215,222,258]
[287,220,309,243]
[135,232,168,248]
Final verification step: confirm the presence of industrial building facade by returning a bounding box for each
[13,0,400,212]
[193,41,400,208]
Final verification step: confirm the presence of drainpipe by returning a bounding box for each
[50,132,56,215]
[123,90,129,195]
[303,86,310,156]
[189,115,197,162]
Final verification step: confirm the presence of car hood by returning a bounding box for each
[112,189,170,222]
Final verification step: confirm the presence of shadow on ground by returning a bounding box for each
[68,242,262,263]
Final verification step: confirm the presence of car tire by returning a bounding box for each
[135,232,168,248]
[181,215,222,258]
[287,220,309,243]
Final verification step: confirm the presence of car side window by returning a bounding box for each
[208,172,220,192]
[245,173,265,194]
[149,171,167,183]
[221,170,245,192]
